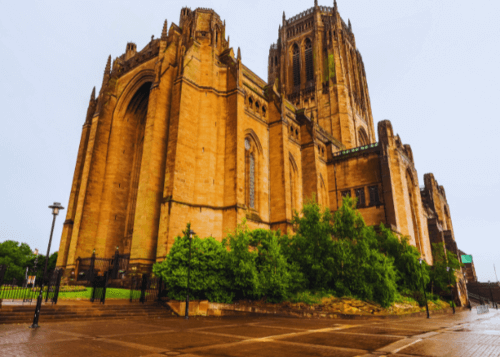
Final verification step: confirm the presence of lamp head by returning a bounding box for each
[188,229,196,239]
[418,258,424,265]
[48,202,65,216]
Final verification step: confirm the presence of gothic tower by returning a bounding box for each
[268,1,375,149]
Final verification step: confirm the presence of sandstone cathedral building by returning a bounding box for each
[56,1,467,305]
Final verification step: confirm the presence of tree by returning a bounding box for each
[328,196,398,307]
[429,243,461,296]
[249,229,301,302]
[378,225,429,294]
[153,223,233,303]
[0,240,34,284]
[282,197,335,291]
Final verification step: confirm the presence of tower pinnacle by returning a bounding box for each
[104,55,111,75]
[161,19,168,40]
[314,0,318,7]
[90,86,96,101]
[237,47,241,61]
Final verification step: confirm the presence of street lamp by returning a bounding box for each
[418,257,430,319]
[30,202,64,329]
[446,267,455,314]
[185,229,196,320]
[488,280,497,310]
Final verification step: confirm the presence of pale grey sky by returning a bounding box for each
[1,0,499,281]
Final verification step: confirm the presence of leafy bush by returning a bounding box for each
[153,196,445,309]
[153,223,232,303]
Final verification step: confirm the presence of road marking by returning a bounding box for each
[375,337,422,354]
[391,338,422,353]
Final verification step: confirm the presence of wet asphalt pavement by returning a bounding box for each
[1,309,500,356]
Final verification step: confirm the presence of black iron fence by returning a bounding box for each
[129,274,165,303]
[77,252,130,282]
[0,265,63,305]
[90,271,109,304]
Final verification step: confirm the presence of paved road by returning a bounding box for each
[1,309,499,356]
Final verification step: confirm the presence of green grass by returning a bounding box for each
[0,288,146,300]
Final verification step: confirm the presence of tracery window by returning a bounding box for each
[369,186,380,205]
[358,127,369,146]
[305,39,314,82]
[292,44,300,87]
[355,188,365,207]
[249,154,255,209]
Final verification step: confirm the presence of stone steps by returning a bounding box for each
[0,302,174,324]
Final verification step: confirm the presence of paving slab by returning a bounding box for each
[107,330,243,350]
[279,330,403,351]
[1,309,499,356]
[183,340,361,357]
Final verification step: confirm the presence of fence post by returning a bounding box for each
[140,274,147,303]
[112,249,119,279]
[52,269,63,305]
[89,252,96,282]
[90,275,97,303]
[101,271,109,304]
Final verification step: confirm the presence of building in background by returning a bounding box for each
[55,1,466,301]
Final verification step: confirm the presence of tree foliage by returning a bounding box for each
[429,243,462,295]
[154,196,449,308]
[0,240,57,285]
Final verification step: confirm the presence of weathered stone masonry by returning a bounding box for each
[56,2,466,305]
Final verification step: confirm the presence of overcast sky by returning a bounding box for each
[1,0,499,282]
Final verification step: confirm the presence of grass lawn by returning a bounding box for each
[0,288,145,300]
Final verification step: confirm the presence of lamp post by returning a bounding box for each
[185,229,196,320]
[30,202,64,329]
[446,267,455,314]
[488,280,497,309]
[418,258,430,319]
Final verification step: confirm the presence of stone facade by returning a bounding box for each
[57,3,464,292]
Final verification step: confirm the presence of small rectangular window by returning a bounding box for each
[369,185,380,206]
[355,188,365,208]
[341,190,351,198]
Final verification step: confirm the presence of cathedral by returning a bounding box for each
[56,1,467,304]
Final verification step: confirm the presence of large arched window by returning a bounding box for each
[292,44,301,87]
[305,38,314,82]
[358,127,369,146]
[289,154,299,218]
[245,134,262,210]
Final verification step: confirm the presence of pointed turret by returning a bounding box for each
[348,19,352,31]
[282,11,286,26]
[90,86,96,101]
[104,55,111,76]
[161,19,168,40]
[334,0,338,12]
[314,0,318,7]
[237,47,241,61]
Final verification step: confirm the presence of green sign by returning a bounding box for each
[461,255,473,264]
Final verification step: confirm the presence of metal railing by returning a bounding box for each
[0,267,63,305]
[333,142,379,158]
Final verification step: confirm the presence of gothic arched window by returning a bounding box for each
[249,154,255,208]
[292,44,300,87]
[358,127,369,146]
[305,38,314,82]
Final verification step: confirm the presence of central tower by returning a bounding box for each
[268,1,375,149]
